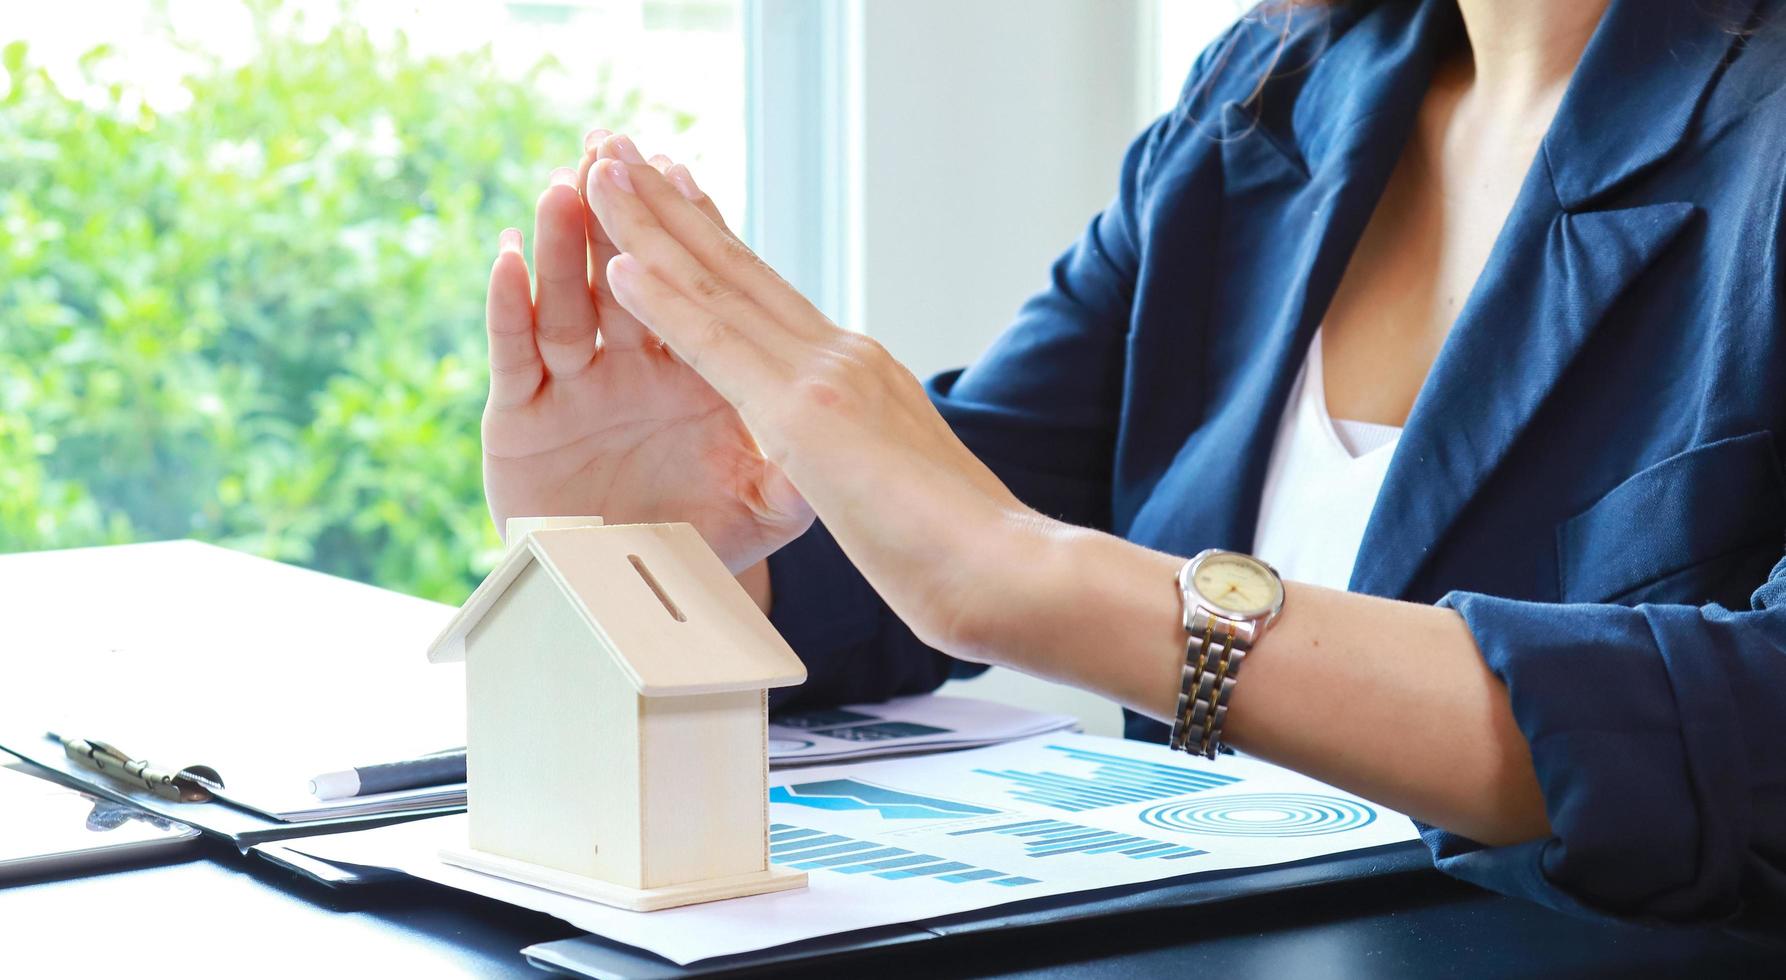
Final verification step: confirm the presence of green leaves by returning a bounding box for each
[0,6,659,602]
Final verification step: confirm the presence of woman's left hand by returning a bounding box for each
[583,136,1064,661]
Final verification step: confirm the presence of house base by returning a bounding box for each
[440,847,808,912]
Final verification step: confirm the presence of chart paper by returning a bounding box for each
[286,733,1420,964]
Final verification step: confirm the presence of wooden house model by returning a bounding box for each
[426,516,808,911]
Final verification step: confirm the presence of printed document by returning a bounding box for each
[284,732,1420,965]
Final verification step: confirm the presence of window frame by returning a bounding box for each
[742,0,862,326]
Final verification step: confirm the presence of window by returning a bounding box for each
[1147,0,1247,115]
[0,0,746,600]
[1,0,1238,605]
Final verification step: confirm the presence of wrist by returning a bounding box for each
[937,507,1065,664]
[962,520,1184,721]
[737,559,772,616]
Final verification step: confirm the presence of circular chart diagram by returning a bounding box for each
[1139,794,1377,838]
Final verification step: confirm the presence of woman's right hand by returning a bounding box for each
[480,132,813,575]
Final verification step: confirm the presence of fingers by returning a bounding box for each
[665,162,731,234]
[644,149,731,233]
[644,153,733,229]
[607,138,721,221]
[605,251,789,412]
[602,135,735,246]
[486,229,543,407]
[644,150,732,234]
[578,128,620,286]
[532,168,600,375]
[596,136,825,340]
[586,133,728,274]
[588,159,807,363]
[581,127,665,352]
[592,161,803,367]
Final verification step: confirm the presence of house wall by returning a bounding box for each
[465,561,644,886]
[638,689,768,888]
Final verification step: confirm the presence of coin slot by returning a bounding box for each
[628,554,686,622]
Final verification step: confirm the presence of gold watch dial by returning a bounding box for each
[1193,554,1281,617]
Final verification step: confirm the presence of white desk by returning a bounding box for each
[0,541,464,801]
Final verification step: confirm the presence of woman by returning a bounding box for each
[480,0,1786,931]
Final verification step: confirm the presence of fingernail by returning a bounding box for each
[603,160,634,194]
[549,166,576,187]
[499,228,522,253]
[583,128,611,152]
[610,135,647,165]
[669,164,701,200]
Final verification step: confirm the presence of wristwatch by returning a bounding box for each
[1169,549,1284,759]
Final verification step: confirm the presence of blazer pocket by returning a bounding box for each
[1556,430,1786,606]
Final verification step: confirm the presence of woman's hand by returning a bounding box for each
[480,133,812,576]
[584,138,1061,660]
[578,137,1558,850]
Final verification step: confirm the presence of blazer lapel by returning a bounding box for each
[1346,0,1748,599]
[1347,199,1697,599]
[1542,0,1761,211]
[1136,0,1453,557]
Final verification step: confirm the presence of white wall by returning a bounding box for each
[829,1,1227,735]
[852,0,1145,379]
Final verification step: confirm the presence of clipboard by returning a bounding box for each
[0,728,461,845]
[0,540,469,844]
[519,840,1435,978]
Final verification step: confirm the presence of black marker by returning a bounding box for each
[308,749,465,800]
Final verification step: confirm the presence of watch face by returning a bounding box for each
[1193,554,1281,617]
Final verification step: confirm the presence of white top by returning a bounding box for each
[1252,328,1403,592]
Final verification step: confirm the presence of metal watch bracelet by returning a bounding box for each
[1168,551,1280,760]
[1167,613,1246,760]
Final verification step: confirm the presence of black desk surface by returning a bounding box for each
[3,836,1779,978]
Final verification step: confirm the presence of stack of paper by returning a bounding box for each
[212,781,467,822]
[226,695,1074,821]
[770,694,1077,765]
[273,732,1420,966]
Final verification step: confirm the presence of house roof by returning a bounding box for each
[426,522,807,696]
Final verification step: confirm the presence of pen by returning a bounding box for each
[308,748,465,800]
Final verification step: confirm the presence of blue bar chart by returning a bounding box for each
[771,779,1002,820]
[948,818,1208,861]
[769,823,1039,887]
[973,744,1243,812]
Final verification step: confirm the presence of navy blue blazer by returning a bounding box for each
[765,0,1786,930]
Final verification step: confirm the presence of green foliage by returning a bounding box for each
[0,6,657,601]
